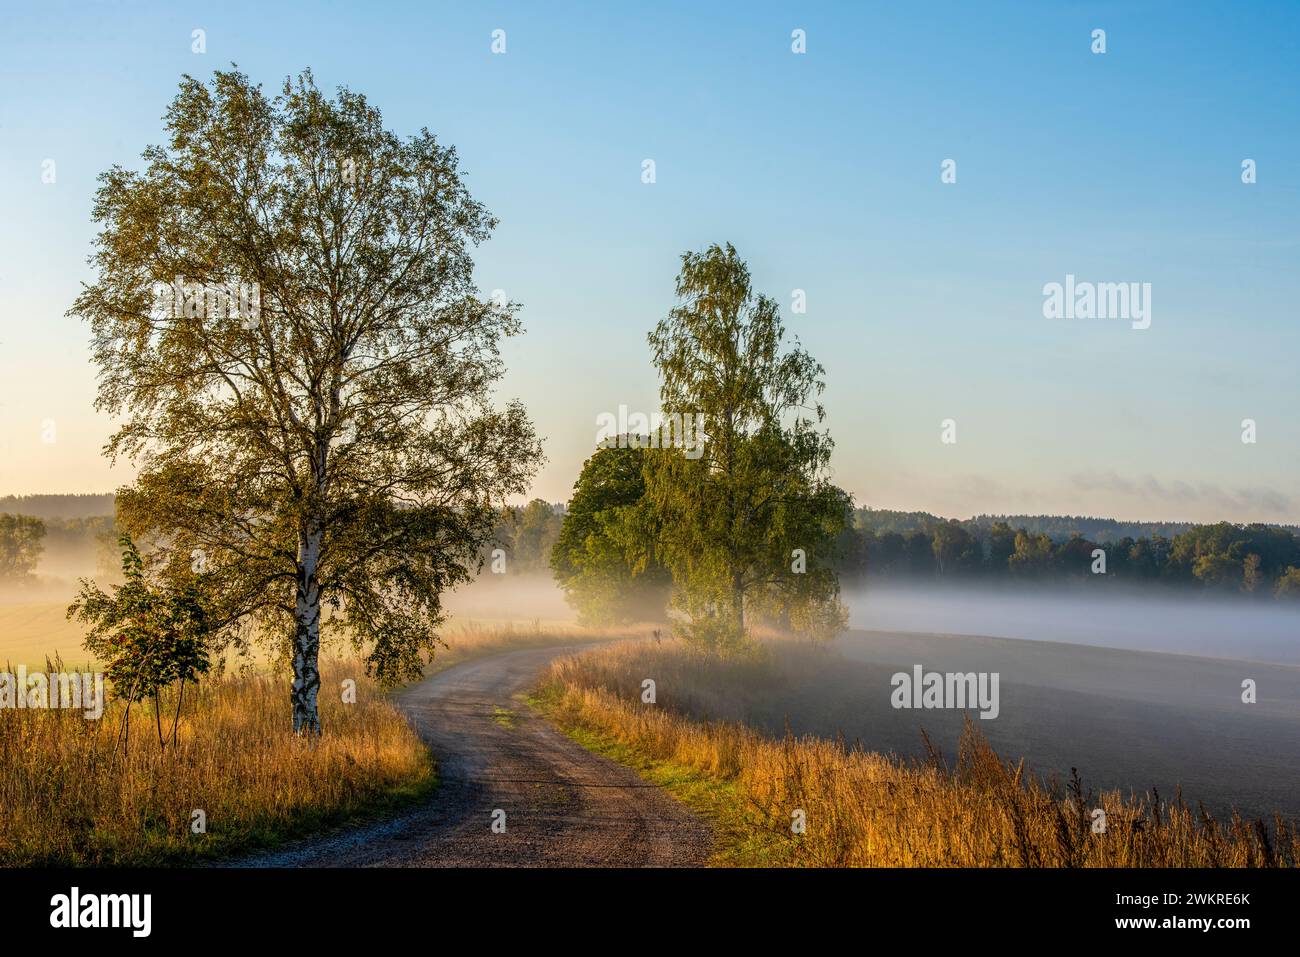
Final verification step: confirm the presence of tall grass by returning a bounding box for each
[539,640,1298,867]
[0,657,432,865]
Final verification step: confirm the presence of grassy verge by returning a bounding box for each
[535,640,1299,867]
[531,683,791,866]
[0,622,634,865]
[0,659,435,866]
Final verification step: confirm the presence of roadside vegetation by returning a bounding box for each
[68,68,543,734]
[536,639,1299,867]
[0,616,638,866]
[0,657,432,866]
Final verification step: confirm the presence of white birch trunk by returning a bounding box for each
[292,523,323,734]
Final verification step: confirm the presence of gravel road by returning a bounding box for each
[232,644,712,867]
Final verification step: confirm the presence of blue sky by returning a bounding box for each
[1,1,1297,522]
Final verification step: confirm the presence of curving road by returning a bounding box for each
[233,644,712,867]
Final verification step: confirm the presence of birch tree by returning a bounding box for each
[645,243,848,649]
[69,68,542,732]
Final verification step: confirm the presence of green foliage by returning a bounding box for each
[68,535,211,707]
[551,445,669,625]
[643,243,848,648]
[1192,553,1244,591]
[67,68,542,731]
[0,514,45,580]
[853,507,1210,544]
[930,521,981,576]
[1008,530,1054,579]
[1274,567,1300,600]
[494,499,564,574]
[986,521,1017,572]
[837,508,1300,600]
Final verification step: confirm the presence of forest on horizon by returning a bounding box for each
[5,493,1300,604]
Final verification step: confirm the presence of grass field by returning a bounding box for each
[536,638,1300,867]
[0,658,434,866]
[0,580,620,674]
[0,601,98,670]
[0,609,635,866]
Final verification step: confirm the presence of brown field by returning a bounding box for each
[538,638,1300,867]
[0,601,98,671]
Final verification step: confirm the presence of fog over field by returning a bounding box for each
[442,578,1300,821]
[742,584,1300,820]
[442,576,575,625]
[5,566,1297,820]
[846,583,1300,665]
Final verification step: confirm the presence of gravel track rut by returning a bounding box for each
[232,644,711,867]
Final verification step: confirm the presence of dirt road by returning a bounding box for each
[233,645,711,867]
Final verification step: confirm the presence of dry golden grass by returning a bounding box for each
[539,640,1299,867]
[0,601,99,670]
[0,657,433,865]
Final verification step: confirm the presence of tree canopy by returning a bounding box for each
[0,515,45,580]
[550,443,670,625]
[69,68,542,731]
[642,243,848,647]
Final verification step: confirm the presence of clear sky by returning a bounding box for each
[1,1,1297,523]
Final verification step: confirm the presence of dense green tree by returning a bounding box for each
[1171,523,1300,588]
[930,521,981,576]
[1274,566,1300,600]
[1127,536,1172,580]
[1105,536,1136,578]
[835,524,870,584]
[1008,530,1053,579]
[643,243,847,647]
[870,530,907,577]
[1192,553,1244,591]
[1242,553,1264,594]
[551,444,670,624]
[902,530,936,577]
[498,499,564,574]
[0,514,45,580]
[68,68,541,732]
[985,521,1017,574]
[1055,534,1099,578]
[69,535,211,750]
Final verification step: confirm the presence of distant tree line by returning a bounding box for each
[837,511,1300,600]
[854,508,1223,544]
[485,500,566,575]
[0,497,119,583]
[0,513,119,581]
[0,494,116,521]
